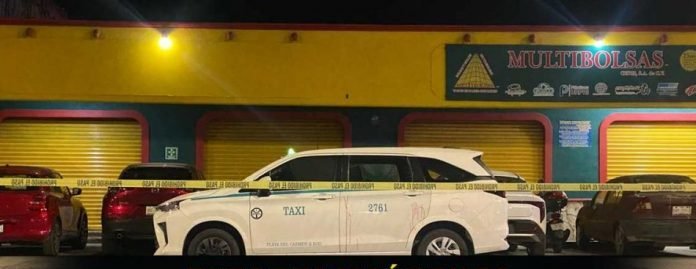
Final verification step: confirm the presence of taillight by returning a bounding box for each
[486,191,506,198]
[550,191,565,199]
[104,202,140,219]
[177,189,193,195]
[550,212,562,220]
[633,195,653,213]
[28,193,47,211]
[528,201,546,222]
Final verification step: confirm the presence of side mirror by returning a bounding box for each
[435,175,449,182]
[71,188,82,196]
[249,176,272,197]
[257,189,271,197]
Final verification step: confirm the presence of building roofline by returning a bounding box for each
[1,19,696,32]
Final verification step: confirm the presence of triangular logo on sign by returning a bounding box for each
[454,53,495,89]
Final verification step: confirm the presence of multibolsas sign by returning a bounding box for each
[446,45,696,101]
[506,50,664,70]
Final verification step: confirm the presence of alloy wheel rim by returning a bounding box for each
[195,237,232,256]
[425,237,462,256]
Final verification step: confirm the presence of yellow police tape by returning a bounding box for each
[1,178,696,192]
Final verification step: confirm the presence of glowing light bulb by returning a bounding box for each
[593,39,605,48]
[159,35,173,50]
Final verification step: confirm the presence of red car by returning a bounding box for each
[101,163,203,255]
[0,165,88,255]
[576,174,696,255]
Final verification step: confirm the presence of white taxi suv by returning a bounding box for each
[153,147,509,256]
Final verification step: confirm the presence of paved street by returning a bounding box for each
[1,232,695,257]
[504,244,696,257]
[0,233,694,269]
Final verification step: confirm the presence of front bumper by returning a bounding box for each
[153,211,187,256]
[507,220,545,245]
[622,219,696,246]
[0,215,51,243]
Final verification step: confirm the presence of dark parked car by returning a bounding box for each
[0,165,88,255]
[576,174,696,255]
[101,163,204,255]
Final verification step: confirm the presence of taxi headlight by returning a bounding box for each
[156,200,182,212]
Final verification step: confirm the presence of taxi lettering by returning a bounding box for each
[283,206,305,216]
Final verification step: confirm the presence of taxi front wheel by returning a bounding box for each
[186,228,241,256]
[415,229,470,256]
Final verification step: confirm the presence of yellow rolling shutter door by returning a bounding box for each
[607,122,696,179]
[204,120,345,181]
[403,121,545,182]
[0,119,142,230]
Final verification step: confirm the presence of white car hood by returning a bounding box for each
[161,188,243,205]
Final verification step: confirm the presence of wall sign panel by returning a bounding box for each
[446,45,696,101]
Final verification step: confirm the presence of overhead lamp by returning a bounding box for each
[659,33,668,45]
[593,34,606,48]
[159,34,173,50]
[462,33,471,43]
[528,33,536,44]
[23,27,36,38]
[91,29,103,40]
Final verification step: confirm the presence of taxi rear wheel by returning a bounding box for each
[186,228,241,256]
[415,229,469,256]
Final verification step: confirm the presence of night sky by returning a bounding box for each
[51,0,696,25]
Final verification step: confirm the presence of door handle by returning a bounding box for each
[404,191,423,197]
[312,194,335,201]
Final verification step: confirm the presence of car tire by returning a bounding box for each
[42,221,61,256]
[526,242,545,256]
[614,225,631,256]
[70,214,88,250]
[102,238,126,255]
[415,229,470,256]
[576,221,591,250]
[551,241,563,253]
[186,228,241,256]
[635,245,664,255]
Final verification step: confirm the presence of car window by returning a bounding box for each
[473,156,494,176]
[119,167,194,180]
[266,156,340,182]
[348,156,411,182]
[412,157,478,182]
[593,191,608,206]
[61,187,71,196]
[605,191,623,204]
